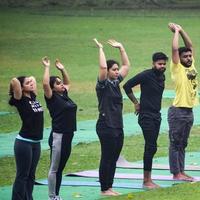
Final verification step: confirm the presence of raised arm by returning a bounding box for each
[10,78,22,100]
[55,59,70,91]
[168,23,181,64]
[179,25,194,55]
[107,39,130,78]
[42,56,52,99]
[93,38,107,81]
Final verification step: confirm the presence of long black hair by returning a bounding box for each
[8,76,26,106]
[49,76,60,89]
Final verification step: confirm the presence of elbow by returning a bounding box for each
[123,83,129,93]
[123,82,132,94]
[43,81,49,88]
[11,78,18,85]
[172,47,179,52]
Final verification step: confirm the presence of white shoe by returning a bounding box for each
[49,196,63,200]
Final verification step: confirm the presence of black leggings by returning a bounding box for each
[138,113,161,171]
[96,121,124,191]
[12,138,41,200]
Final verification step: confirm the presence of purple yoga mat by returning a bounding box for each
[116,156,200,171]
[66,170,200,182]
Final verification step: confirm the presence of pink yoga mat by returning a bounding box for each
[66,170,200,182]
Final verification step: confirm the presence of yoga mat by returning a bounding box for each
[117,156,200,171]
[0,184,142,200]
[66,170,200,182]
[35,180,145,189]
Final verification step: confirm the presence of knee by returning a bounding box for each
[144,145,157,157]
[170,137,182,150]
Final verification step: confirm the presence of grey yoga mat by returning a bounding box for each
[116,156,200,171]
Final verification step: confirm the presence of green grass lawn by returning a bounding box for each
[0,8,200,200]
[1,7,200,132]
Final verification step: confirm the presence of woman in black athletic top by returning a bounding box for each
[42,57,77,200]
[94,38,130,196]
[9,76,44,200]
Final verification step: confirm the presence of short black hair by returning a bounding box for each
[106,59,119,71]
[178,47,192,56]
[152,52,168,62]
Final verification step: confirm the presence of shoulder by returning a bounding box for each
[136,69,151,78]
[170,60,181,71]
[96,78,108,89]
[117,74,123,83]
[63,89,68,96]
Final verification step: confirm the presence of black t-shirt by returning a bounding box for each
[123,69,165,113]
[96,75,123,128]
[45,89,77,133]
[10,92,44,140]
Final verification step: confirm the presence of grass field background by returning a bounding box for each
[0,7,200,200]
[1,8,200,132]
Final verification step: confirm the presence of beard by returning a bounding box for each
[152,67,166,76]
[181,60,192,68]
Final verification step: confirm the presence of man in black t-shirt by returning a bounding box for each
[123,52,168,189]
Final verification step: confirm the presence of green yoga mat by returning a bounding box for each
[1,105,200,158]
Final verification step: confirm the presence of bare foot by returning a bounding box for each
[173,173,194,181]
[181,172,195,181]
[109,188,122,195]
[101,190,118,196]
[143,181,160,189]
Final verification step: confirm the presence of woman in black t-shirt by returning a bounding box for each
[9,76,44,200]
[93,39,130,196]
[42,57,77,200]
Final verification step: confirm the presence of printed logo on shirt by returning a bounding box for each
[186,69,198,89]
[186,69,197,80]
[185,68,198,100]
[29,100,43,112]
